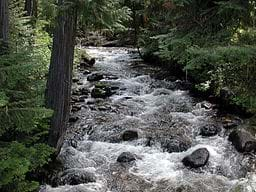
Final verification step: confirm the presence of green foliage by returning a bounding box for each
[138,0,256,112]
[0,1,53,191]
[78,0,132,32]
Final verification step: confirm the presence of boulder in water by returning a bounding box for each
[200,124,221,137]
[69,116,79,123]
[222,115,242,129]
[117,152,136,163]
[72,77,80,83]
[122,130,138,141]
[87,72,104,81]
[182,148,210,168]
[71,104,82,112]
[91,87,112,98]
[57,168,96,186]
[161,137,191,153]
[228,129,256,152]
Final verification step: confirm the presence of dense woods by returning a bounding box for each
[0,0,256,191]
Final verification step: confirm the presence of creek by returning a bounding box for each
[43,47,256,192]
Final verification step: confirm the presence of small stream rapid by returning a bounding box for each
[44,47,256,192]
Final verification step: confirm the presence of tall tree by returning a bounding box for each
[0,0,9,53]
[46,0,77,152]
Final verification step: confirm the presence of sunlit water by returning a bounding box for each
[43,47,256,192]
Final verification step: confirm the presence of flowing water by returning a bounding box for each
[44,47,256,192]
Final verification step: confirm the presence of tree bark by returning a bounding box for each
[24,0,38,17]
[0,0,9,54]
[46,0,77,153]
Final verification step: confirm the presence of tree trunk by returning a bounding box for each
[0,0,9,54]
[24,0,38,17]
[46,0,77,153]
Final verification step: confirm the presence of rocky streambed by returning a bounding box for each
[42,47,256,192]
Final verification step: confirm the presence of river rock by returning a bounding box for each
[200,124,221,137]
[72,77,80,83]
[71,104,82,112]
[80,57,96,68]
[71,95,87,103]
[228,129,256,152]
[87,72,104,81]
[222,115,242,129]
[57,168,96,186]
[117,152,136,163]
[182,148,210,168]
[91,87,112,98]
[83,70,91,75]
[122,130,138,141]
[69,116,79,123]
[161,137,191,153]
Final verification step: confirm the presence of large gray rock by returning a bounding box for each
[200,124,221,137]
[182,148,210,168]
[87,72,104,81]
[117,152,136,163]
[161,137,191,153]
[228,129,256,153]
[122,130,138,141]
[57,169,96,186]
[91,87,112,98]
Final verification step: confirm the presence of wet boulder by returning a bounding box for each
[200,101,212,110]
[228,129,256,153]
[83,70,91,75]
[182,148,210,168]
[222,115,242,129]
[91,87,112,98]
[200,124,221,137]
[57,168,96,186]
[72,77,80,83]
[80,56,96,68]
[87,72,104,82]
[161,137,191,153]
[69,116,79,123]
[122,130,138,141]
[117,152,136,163]
[71,95,87,103]
[68,139,78,148]
[71,104,82,112]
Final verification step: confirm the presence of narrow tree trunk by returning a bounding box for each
[46,0,77,153]
[0,0,9,54]
[24,0,37,17]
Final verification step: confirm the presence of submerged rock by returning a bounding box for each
[117,152,136,163]
[122,130,138,141]
[161,137,191,153]
[83,70,91,75]
[57,168,96,186]
[87,72,104,81]
[182,148,210,168]
[71,104,82,112]
[228,129,256,153]
[200,124,221,137]
[72,77,80,83]
[69,116,79,123]
[91,87,112,98]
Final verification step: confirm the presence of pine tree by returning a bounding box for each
[0,0,53,191]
